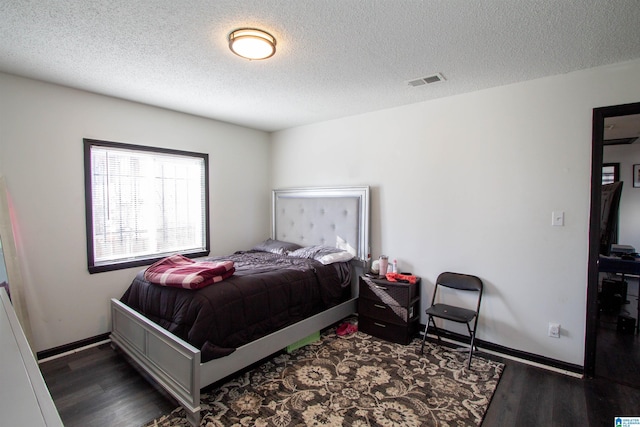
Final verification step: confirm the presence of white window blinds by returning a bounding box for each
[85,140,209,273]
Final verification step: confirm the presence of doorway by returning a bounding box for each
[585,102,640,382]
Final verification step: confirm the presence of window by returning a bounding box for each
[84,139,209,273]
[602,163,620,185]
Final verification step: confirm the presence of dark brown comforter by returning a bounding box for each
[120,251,351,362]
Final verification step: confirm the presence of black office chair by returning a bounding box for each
[420,272,483,369]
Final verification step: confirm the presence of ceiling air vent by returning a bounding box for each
[408,73,446,87]
[604,137,639,146]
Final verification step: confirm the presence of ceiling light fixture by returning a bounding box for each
[228,28,276,60]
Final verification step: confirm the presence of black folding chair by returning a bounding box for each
[420,272,483,369]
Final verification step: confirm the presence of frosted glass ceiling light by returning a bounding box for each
[228,28,276,60]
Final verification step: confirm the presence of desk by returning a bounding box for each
[599,255,640,333]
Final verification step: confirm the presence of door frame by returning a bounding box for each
[585,101,640,377]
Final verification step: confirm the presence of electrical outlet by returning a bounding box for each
[552,211,564,226]
[548,322,561,338]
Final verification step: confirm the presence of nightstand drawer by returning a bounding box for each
[358,298,418,325]
[359,316,418,345]
[359,276,418,306]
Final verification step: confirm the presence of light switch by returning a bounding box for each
[552,211,564,226]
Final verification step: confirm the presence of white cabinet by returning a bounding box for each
[0,289,62,427]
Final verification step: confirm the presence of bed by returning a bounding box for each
[109,186,370,426]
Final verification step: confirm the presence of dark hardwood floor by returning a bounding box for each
[482,358,640,426]
[40,343,177,427]
[595,276,640,387]
[485,275,640,426]
[40,331,640,427]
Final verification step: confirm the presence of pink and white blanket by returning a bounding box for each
[144,254,235,289]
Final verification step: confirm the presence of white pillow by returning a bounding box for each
[317,251,354,265]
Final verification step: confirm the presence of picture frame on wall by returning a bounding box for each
[634,164,640,188]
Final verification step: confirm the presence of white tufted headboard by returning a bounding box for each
[272,186,370,262]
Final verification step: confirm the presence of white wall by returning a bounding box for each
[0,73,271,352]
[271,59,640,366]
[2,58,640,364]
[604,143,640,250]
[0,241,7,284]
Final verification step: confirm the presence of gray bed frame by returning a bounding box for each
[109,186,370,426]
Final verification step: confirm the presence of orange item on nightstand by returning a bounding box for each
[385,272,417,284]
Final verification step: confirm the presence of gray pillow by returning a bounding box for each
[251,238,302,255]
[288,245,354,264]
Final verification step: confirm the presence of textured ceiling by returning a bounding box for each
[605,114,640,141]
[1,1,640,132]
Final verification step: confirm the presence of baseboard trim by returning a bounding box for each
[37,327,585,376]
[37,332,111,362]
[419,325,584,376]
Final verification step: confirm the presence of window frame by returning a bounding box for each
[83,138,210,273]
[602,162,620,185]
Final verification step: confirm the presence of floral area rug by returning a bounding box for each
[144,325,504,427]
